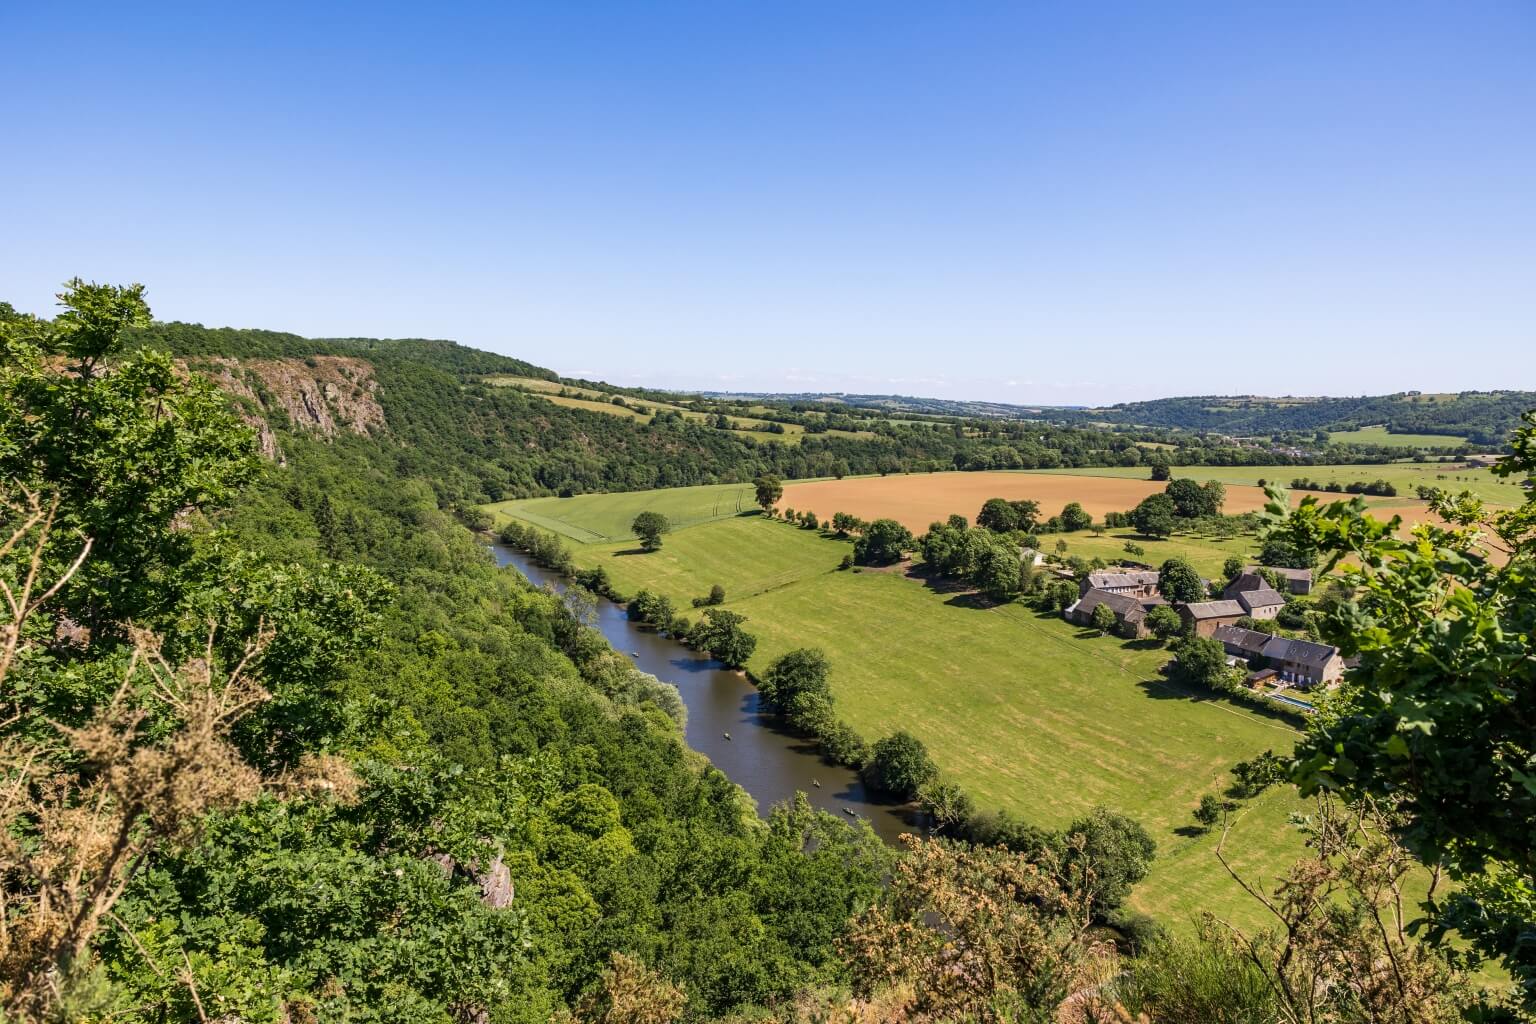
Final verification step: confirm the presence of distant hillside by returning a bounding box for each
[1046,392,1533,446]
[694,390,1084,420]
[698,388,1529,448]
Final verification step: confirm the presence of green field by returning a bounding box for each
[489,494,1310,929]
[1049,528,1259,578]
[485,482,761,543]
[1026,462,1527,507]
[1327,425,1468,448]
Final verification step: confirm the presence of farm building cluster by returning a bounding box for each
[1063,565,1343,694]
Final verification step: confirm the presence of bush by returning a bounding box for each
[1104,908,1166,955]
[863,731,938,799]
[691,583,727,608]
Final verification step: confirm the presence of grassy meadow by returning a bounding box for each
[1326,425,1468,448]
[488,491,1312,930]
[485,481,761,543]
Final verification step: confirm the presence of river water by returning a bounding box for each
[490,543,920,844]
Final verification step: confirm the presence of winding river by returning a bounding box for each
[490,543,921,844]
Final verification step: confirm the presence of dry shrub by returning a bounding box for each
[0,490,277,1020]
[841,834,1108,1023]
[573,951,687,1024]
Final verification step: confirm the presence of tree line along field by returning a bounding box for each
[484,494,1314,932]
[1024,461,1526,507]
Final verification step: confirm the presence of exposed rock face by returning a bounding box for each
[192,356,387,460]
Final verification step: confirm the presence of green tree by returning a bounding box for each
[976,497,1018,532]
[1090,602,1117,635]
[1171,635,1233,692]
[1149,460,1171,481]
[0,279,261,634]
[853,518,913,566]
[691,608,756,667]
[1222,555,1245,581]
[1164,478,1208,519]
[1267,417,1536,1001]
[1158,557,1204,603]
[1193,794,1222,831]
[1060,502,1093,532]
[631,510,670,551]
[1145,604,1184,641]
[758,648,831,714]
[864,731,938,799]
[1131,493,1177,538]
[1059,806,1157,917]
[753,474,784,513]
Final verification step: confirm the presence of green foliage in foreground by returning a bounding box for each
[1269,417,1536,1006]
[2,283,892,1021]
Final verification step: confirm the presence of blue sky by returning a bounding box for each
[3,2,1532,404]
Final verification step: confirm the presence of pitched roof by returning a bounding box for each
[1086,570,1159,590]
[1237,587,1286,612]
[1223,571,1266,597]
[1213,624,1271,654]
[1077,588,1146,620]
[1262,636,1339,668]
[1182,600,1245,619]
[1246,565,1313,582]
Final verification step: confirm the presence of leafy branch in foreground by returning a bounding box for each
[1261,409,1536,1008]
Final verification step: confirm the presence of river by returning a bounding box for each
[490,543,921,844]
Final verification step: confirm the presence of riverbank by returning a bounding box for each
[490,541,924,844]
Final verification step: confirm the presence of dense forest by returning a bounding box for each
[3,285,1533,1022]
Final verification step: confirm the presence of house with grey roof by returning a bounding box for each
[1079,569,1160,599]
[1213,624,1343,688]
[1234,586,1285,619]
[1065,587,1152,638]
[1243,565,1313,595]
[1178,599,1246,637]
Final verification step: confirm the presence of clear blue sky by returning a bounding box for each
[4,2,1532,404]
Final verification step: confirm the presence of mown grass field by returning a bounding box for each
[484,482,761,543]
[488,492,1311,930]
[1326,425,1468,448]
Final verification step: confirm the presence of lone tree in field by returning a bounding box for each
[753,474,783,513]
[1192,794,1222,831]
[1158,557,1204,603]
[1149,459,1171,481]
[631,511,670,551]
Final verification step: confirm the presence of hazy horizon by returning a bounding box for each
[5,2,1533,404]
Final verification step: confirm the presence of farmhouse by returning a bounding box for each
[1179,600,1246,637]
[1242,565,1313,595]
[1234,586,1285,619]
[1079,569,1160,599]
[1213,625,1344,688]
[1065,588,1157,638]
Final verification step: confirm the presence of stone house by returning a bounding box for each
[1079,569,1160,600]
[1065,588,1153,638]
[1179,600,1246,637]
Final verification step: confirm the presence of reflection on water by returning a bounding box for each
[490,542,920,844]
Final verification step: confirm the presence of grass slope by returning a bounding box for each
[1326,425,1468,448]
[490,492,1307,930]
[485,482,761,543]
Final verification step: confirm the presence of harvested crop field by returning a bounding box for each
[779,471,1272,533]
